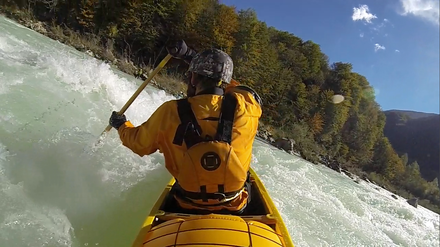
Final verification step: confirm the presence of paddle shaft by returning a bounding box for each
[102,54,172,134]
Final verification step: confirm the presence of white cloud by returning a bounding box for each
[364,19,394,39]
[398,0,439,25]
[395,49,400,52]
[360,33,365,37]
[374,43,386,52]
[372,20,391,33]
[372,26,380,32]
[352,5,378,23]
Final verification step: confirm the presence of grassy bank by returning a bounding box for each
[1,6,439,214]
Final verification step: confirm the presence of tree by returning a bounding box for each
[301,40,325,86]
[231,9,264,86]
[368,136,405,181]
[211,4,238,53]
[78,0,98,32]
[400,153,409,166]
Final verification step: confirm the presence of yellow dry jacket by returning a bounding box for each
[117,87,262,212]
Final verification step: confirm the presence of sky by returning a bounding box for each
[220,0,439,114]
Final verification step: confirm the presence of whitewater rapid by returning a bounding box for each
[0,15,438,247]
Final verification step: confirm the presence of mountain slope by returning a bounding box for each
[385,110,438,120]
[383,110,439,181]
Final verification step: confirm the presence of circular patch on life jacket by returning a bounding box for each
[200,152,221,171]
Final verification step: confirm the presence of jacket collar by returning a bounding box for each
[196,87,224,96]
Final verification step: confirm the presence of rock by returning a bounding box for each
[273,138,294,153]
[257,129,272,141]
[327,160,341,173]
[256,127,275,145]
[407,198,418,208]
[320,154,336,167]
[137,73,148,80]
[30,21,47,34]
[341,169,355,179]
[321,155,341,173]
[174,92,185,99]
[361,174,370,182]
[85,50,94,57]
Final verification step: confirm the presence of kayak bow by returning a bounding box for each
[132,167,295,247]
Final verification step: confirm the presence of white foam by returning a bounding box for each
[252,141,440,247]
[0,36,12,50]
[0,143,75,247]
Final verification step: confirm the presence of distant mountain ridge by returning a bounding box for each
[383,110,439,181]
[385,109,438,120]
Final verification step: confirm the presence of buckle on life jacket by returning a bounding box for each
[174,183,244,204]
[183,189,244,205]
[213,192,227,202]
[213,188,244,203]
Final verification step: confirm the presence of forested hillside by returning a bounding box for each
[1,0,438,212]
[384,110,440,182]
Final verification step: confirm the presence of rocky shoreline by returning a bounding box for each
[0,11,421,209]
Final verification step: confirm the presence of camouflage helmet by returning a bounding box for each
[188,48,233,84]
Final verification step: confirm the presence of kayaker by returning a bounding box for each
[109,46,262,215]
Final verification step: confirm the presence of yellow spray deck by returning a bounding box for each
[132,167,295,247]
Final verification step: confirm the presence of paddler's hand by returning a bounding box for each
[166,40,196,64]
[109,111,127,130]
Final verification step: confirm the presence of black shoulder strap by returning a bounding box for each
[172,99,202,147]
[215,93,238,144]
[173,95,237,147]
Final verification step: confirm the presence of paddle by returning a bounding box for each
[101,53,172,135]
[85,53,174,153]
[91,41,193,149]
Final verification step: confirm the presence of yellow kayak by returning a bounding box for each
[131,167,295,247]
